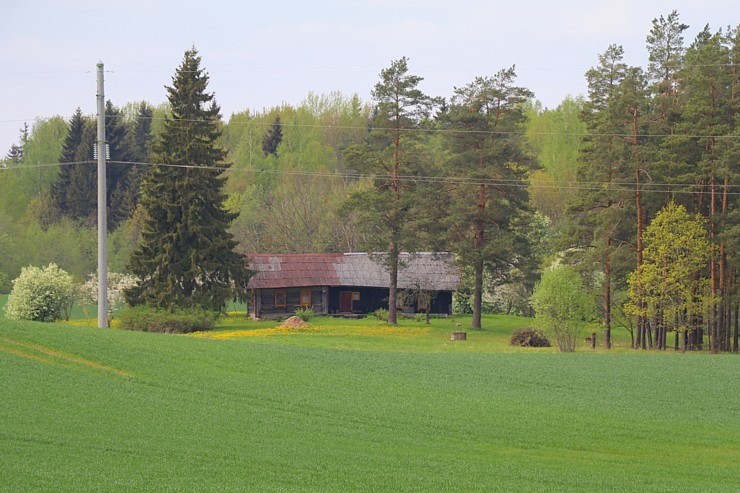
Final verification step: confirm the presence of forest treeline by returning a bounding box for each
[0,11,737,350]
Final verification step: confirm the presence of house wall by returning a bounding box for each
[328,287,388,314]
[251,287,327,319]
[250,286,453,318]
[328,287,453,315]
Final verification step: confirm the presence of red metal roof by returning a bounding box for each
[247,254,343,289]
[246,253,459,291]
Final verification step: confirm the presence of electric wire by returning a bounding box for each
[3,159,738,195]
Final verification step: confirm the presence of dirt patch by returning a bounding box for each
[279,316,309,329]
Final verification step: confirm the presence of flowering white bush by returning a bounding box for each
[78,271,138,319]
[4,263,76,322]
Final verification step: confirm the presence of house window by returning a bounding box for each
[274,289,287,308]
[352,292,360,301]
[300,288,312,307]
[418,293,430,311]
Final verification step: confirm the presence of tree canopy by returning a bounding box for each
[125,48,250,312]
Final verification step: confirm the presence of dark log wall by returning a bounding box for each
[252,287,327,319]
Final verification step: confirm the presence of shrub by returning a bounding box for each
[531,265,595,352]
[294,306,314,322]
[4,263,75,322]
[77,271,138,321]
[118,306,218,334]
[372,308,388,321]
[510,328,551,347]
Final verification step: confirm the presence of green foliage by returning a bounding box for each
[343,57,441,324]
[509,327,551,347]
[117,305,217,333]
[626,202,715,333]
[294,306,314,322]
[126,48,250,312]
[50,108,94,222]
[0,219,96,280]
[441,67,536,329]
[0,272,11,294]
[3,263,75,322]
[531,265,595,352]
[526,97,585,223]
[262,114,283,156]
[49,104,142,229]
[452,289,473,314]
[0,117,66,221]
[372,308,388,321]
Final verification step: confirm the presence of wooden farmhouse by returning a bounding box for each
[246,253,460,319]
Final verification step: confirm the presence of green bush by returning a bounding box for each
[532,265,595,352]
[0,272,11,295]
[372,308,388,321]
[294,306,314,322]
[3,263,75,322]
[510,327,551,347]
[118,306,218,334]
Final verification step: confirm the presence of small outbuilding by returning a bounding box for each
[246,252,459,319]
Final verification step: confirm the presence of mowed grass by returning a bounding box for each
[1,302,739,491]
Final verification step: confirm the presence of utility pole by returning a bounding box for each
[97,62,108,328]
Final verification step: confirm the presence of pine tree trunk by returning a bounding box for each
[719,174,728,351]
[472,183,486,330]
[733,302,738,353]
[604,244,612,349]
[635,167,644,349]
[388,240,399,325]
[472,257,483,330]
[711,175,718,352]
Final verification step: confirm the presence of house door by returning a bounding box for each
[339,291,353,313]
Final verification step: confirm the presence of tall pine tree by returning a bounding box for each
[441,68,536,330]
[343,57,439,324]
[126,48,250,311]
[564,45,643,348]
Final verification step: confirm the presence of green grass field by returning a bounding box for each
[1,300,739,491]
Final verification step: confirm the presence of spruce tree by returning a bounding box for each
[5,142,23,163]
[50,103,138,228]
[50,108,94,219]
[105,101,138,229]
[125,48,249,311]
[262,114,282,156]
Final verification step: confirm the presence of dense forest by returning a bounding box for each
[1,12,737,350]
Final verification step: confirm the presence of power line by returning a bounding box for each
[117,113,740,140]
[6,159,736,195]
[1,61,736,77]
[4,108,740,141]
[17,112,728,141]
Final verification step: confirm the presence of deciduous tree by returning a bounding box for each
[532,264,595,352]
[626,202,715,350]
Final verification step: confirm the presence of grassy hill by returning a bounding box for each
[1,309,739,491]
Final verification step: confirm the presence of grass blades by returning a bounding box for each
[1,309,739,491]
